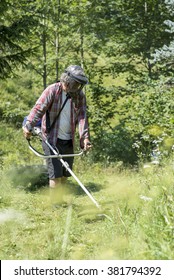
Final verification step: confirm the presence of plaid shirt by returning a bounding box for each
[26,82,90,147]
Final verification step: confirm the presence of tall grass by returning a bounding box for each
[0,157,174,260]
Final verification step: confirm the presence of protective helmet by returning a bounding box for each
[64,65,88,85]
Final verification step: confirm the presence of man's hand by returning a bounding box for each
[83,139,92,151]
[22,126,32,139]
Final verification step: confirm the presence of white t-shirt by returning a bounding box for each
[57,91,72,140]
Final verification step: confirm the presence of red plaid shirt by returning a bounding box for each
[26,82,90,147]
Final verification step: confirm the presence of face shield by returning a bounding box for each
[68,80,84,93]
[63,65,88,98]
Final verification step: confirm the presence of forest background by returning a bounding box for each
[1,0,174,166]
[0,0,174,260]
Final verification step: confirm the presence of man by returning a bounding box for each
[23,65,91,189]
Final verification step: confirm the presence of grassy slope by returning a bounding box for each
[0,156,174,260]
[0,68,173,259]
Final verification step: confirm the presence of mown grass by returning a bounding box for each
[0,157,174,260]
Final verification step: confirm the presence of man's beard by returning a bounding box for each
[67,90,81,100]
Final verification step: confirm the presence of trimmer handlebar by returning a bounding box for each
[27,127,84,159]
[27,139,83,159]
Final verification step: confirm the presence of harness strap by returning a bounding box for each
[46,93,70,133]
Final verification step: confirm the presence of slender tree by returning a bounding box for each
[99,0,172,79]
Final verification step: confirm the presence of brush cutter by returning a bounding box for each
[27,127,100,209]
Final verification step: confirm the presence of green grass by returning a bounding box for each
[0,158,174,260]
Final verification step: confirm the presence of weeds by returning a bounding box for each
[0,159,174,260]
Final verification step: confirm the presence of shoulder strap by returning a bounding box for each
[46,93,70,133]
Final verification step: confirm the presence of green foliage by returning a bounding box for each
[86,72,174,164]
[100,0,172,79]
[152,0,174,83]
[0,70,42,127]
[1,0,174,167]
[119,80,174,161]
[89,125,137,165]
[0,0,40,79]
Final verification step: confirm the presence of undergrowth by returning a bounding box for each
[0,156,174,260]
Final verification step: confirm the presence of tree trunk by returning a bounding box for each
[55,0,61,81]
[42,29,47,89]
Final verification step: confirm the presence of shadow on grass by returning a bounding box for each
[6,165,49,192]
[5,165,103,195]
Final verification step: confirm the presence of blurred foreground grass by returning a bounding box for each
[0,158,174,260]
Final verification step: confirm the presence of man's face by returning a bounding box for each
[68,80,83,93]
